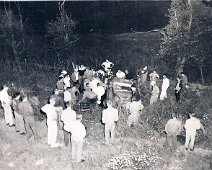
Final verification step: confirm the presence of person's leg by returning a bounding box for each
[63,129,70,147]
[24,120,32,138]
[18,114,26,134]
[76,139,84,162]
[29,119,39,140]
[105,124,110,145]
[51,121,58,147]
[14,112,20,132]
[71,137,77,162]
[189,132,196,150]
[110,123,116,145]
[185,131,191,150]
[4,106,14,126]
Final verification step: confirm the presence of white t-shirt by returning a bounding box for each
[162,78,170,91]
[184,117,201,133]
[61,107,77,131]
[64,90,72,102]
[68,120,86,140]
[102,107,119,124]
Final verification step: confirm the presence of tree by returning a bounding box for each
[159,0,212,83]
[47,2,78,65]
[0,2,32,71]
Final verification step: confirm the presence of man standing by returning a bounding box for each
[149,71,159,89]
[41,98,59,148]
[61,102,76,147]
[18,95,39,140]
[164,113,182,152]
[126,96,144,127]
[0,85,14,126]
[150,81,160,105]
[102,101,119,146]
[175,77,183,103]
[12,92,25,134]
[68,115,86,163]
[160,74,170,100]
[184,113,206,151]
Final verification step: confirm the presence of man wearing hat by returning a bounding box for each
[184,113,206,151]
[102,101,119,146]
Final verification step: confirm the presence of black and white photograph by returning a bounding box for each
[0,0,212,169]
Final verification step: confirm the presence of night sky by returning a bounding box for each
[0,1,171,35]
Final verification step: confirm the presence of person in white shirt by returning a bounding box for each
[41,98,59,148]
[126,96,144,127]
[63,87,72,105]
[89,75,100,92]
[116,70,126,79]
[164,113,182,152]
[0,85,14,126]
[68,114,86,163]
[160,74,170,100]
[61,102,76,147]
[93,83,105,105]
[149,71,159,89]
[150,81,160,105]
[184,113,206,151]
[101,59,114,72]
[63,74,71,90]
[102,101,119,146]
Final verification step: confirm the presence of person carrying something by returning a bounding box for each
[102,101,119,146]
[18,95,39,140]
[41,98,60,148]
[68,114,86,163]
[61,102,76,147]
[12,92,25,134]
[101,59,114,73]
[184,113,206,151]
[164,113,182,152]
[126,96,144,127]
[160,74,170,101]
[150,81,160,105]
[0,85,14,127]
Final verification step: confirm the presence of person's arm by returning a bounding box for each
[102,111,106,124]
[200,123,206,135]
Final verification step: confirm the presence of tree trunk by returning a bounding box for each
[199,66,204,85]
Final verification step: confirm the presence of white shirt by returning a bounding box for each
[89,78,100,91]
[184,117,201,133]
[61,107,76,131]
[93,86,105,97]
[127,100,144,115]
[165,118,182,135]
[64,76,71,88]
[41,104,57,120]
[68,120,86,140]
[64,90,72,102]
[102,107,119,125]
[0,89,11,106]
[162,78,170,91]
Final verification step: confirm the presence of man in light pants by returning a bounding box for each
[184,113,206,151]
[41,98,59,148]
[0,85,14,126]
[68,115,86,163]
[102,101,119,146]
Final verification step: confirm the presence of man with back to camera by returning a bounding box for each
[102,101,119,146]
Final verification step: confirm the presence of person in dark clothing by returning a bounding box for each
[175,77,183,103]
[18,95,39,140]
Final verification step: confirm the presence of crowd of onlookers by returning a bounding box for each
[0,59,206,163]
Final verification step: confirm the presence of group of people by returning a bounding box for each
[0,59,204,164]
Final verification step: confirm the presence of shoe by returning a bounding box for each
[6,123,9,126]
[20,132,26,135]
[190,148,194,151]
[16,130,20,132]
[9,124,15,127]
[185,147,188,150]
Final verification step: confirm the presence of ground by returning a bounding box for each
[0,115,212,170]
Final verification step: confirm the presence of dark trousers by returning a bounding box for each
[175,90,181,103]
[64,129,71,147]
[164,134,177,152]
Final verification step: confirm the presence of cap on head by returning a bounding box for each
[143,66,147,70]
[61,70,67,75]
